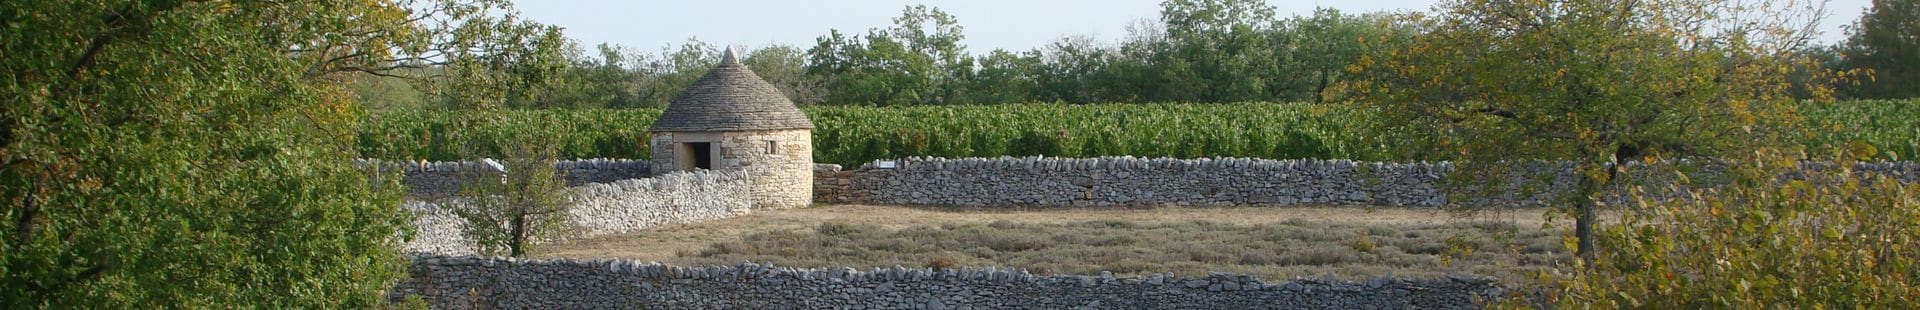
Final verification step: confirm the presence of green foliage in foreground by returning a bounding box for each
[359,100,1919,165]
[3,1,414,307]
[1535,156,1920,307]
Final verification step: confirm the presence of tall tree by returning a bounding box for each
[743,45,828,104]
[1036,35,1119,103]
[969,49,1044,104]
[633,39,722,107]
[425,5,570,110]
[1154,0,1284,102]
[889,5,975,104]
[807,5,969,105]
[1841,0,1920,99]
[1281,9,1412,103]
[0,0,561,306]
[539,43,643,109]
[1342,0,1825,259]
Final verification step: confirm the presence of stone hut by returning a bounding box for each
[649,48,814,209]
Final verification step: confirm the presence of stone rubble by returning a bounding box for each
[391,254,1505,310]
[815,156,1920,208]
[400,169,752,256]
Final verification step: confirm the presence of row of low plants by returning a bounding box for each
[1801,99,1920,161]
[357,100,1920,165]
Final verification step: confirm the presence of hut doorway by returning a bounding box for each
[682,142,714,170]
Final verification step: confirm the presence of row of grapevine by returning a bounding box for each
[358,100,1919,165]
[357,109,662,161]
[1802,99,1920,160]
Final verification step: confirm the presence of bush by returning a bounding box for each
[923,256,959,269]
[1545,159,1920,307]
[1348,234,1379,253]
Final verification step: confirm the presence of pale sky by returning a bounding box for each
[514,0,1875,54]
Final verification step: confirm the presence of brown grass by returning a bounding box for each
[539,204,1569,283]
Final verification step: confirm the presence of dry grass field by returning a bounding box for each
[541,204,1571,284]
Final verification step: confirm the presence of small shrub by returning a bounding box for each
[1081,219,1137,229]
[1238,249,1283,265]
[986,220,1026,229]
[814,221,871,236]
[923,256,959,269]
[1393,238,1450,255]
[1348,234,1379,254]
[1440,233,1482,266]
[977,232,1049,252]
[1282,246,1361,266]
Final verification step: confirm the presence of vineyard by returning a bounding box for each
[358,100,1920,166]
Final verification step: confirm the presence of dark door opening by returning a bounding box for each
[687,142,713,170]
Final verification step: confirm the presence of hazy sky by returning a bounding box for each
[514,0,1875,54]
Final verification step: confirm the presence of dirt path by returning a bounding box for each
[538,204,1553,262]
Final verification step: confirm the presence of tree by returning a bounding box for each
[1342,0,1824,260]
[743,44,829,105]
[450,137,572,258]
[968,49,1044,103]
[634,39,722,107]
[2,0,572,306]
[889,5,975,104]
[1152,0,1285,103]
[1840,0,1920,99]
[539,43,643,109]
[1280,9,1412,103]
[422,5,571,110]
[806,5,969,105]
[1036,35,1119,103]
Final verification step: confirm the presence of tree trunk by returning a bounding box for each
[1314,69,1330,103]
[1572,160,1605,262]
[509,213,527,258]
[1573,181,1597,261]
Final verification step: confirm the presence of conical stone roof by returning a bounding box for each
[649,48,814,132]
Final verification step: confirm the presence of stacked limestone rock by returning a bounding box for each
[400,170,752,255]
[393,254,1505,310]
[818,156,1518,208]
[567,170,753,237]
[813,156,1920,208]
[401,200,473,256]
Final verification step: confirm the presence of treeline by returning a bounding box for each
[355,0,1919,110]
[351,1,1413,108]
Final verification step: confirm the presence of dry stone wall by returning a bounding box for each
[358,159,652,199]
[815,157,1920,208]
[402,170,751,256]
[392,255,1504,310]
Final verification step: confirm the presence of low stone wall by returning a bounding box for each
[814,157,1501,208]
[359,159,652,199]
[815,157,1920,208]
[403,170,752,255]
[392,255,1504,309]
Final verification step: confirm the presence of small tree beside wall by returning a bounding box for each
[451,139,575,258]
